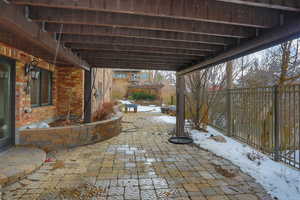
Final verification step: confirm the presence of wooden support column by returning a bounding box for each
[84,69,92,123]
[176,74,185,137]
[226,61,233,136]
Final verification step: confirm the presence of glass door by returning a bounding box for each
[0,56,14,149]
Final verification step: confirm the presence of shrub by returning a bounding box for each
[93,102,115,122]
[128,96,134,100]
[131,92,156,101]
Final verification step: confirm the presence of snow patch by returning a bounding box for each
[119,100,161,113]
[191,127,300,200]
[138,105,161,113]
[152,116,176,124]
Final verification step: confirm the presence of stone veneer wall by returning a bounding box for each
[19,106,123,152]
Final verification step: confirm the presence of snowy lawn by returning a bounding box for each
[191,127,300,200]
[151,115,176,124]
[119,100,161,113]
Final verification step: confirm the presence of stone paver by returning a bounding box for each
[1,113,273,200]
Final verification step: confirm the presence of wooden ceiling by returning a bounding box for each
[1,0,300,73]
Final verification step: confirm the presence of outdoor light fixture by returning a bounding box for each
[24,60,40,80]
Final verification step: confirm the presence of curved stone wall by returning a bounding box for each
[19,109,123,152]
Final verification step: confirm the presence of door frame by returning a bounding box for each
[0,55,16,151]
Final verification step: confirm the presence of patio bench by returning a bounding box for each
[125,104,138,113]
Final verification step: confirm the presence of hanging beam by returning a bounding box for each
[216,0,300,11]
[0,1,90,70]
[12,0,280,28]
[29,7,256,38]
[178,15,300,75]
[45,24,235,46]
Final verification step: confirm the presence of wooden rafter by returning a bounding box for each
[0,1,90,70]
[179,16,300,75]
[76,51,202,61]
[2,0,300,72]
[12,0,281,28]
[61,35,222,52]
[45,24,235,46]
[216,0,300,11]
[67,43,210,57]
[29,7,256,38]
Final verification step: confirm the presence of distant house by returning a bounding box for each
[112,69,153,99]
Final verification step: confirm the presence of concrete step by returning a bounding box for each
[0,147,46,186]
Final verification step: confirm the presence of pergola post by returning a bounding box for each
[176,74,185,137]
[84,69,92,123]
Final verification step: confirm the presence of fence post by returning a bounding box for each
[226,61,233,137]
[273,85,280,161]
[226,89,232,136]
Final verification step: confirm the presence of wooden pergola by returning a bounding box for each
[1,0,300,135]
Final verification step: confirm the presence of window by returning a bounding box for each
[140,73,149,80]
[113,73,127,79]
[131,73,138,81]
[30,67,52,107]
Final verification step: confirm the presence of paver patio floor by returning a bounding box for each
[1,113,272,200]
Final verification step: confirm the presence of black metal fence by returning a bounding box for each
[208,85,300,169]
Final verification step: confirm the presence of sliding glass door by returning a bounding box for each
[0,56,15,150]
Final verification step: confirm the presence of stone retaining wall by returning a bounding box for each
[19,108,123,152]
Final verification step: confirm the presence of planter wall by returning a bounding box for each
[19,107,123,152]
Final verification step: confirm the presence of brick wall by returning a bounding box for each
[0,42,113,130]
[57,67,84,119]
[0,43,58,128]
[0,43,87,128]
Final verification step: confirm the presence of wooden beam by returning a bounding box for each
[178,15,300,75]
[68,43,209,56]
[92,64,176,71]
[85,58,188,66]
[84,70,92,123]
[84,57,190,65]
[76,51,201,61]
[0,2,90,70]
[12,0,280,28]
[46,24,235,46]
[216,0,300,11]
[61,35,221,52]
[29,7,256,38]
[88,61,181,70]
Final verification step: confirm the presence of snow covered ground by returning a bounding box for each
[151,115,176,124]
[129,103,300,200]
[191,127,300,200]
[119,100,161,113]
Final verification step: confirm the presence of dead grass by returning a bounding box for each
[212,163,236,178]
[51,160,65,170]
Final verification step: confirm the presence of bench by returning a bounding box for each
[125,104,138,113]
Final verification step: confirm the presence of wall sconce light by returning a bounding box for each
[24,60,40,80]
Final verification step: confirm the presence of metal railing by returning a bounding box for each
[208,85,300,169]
